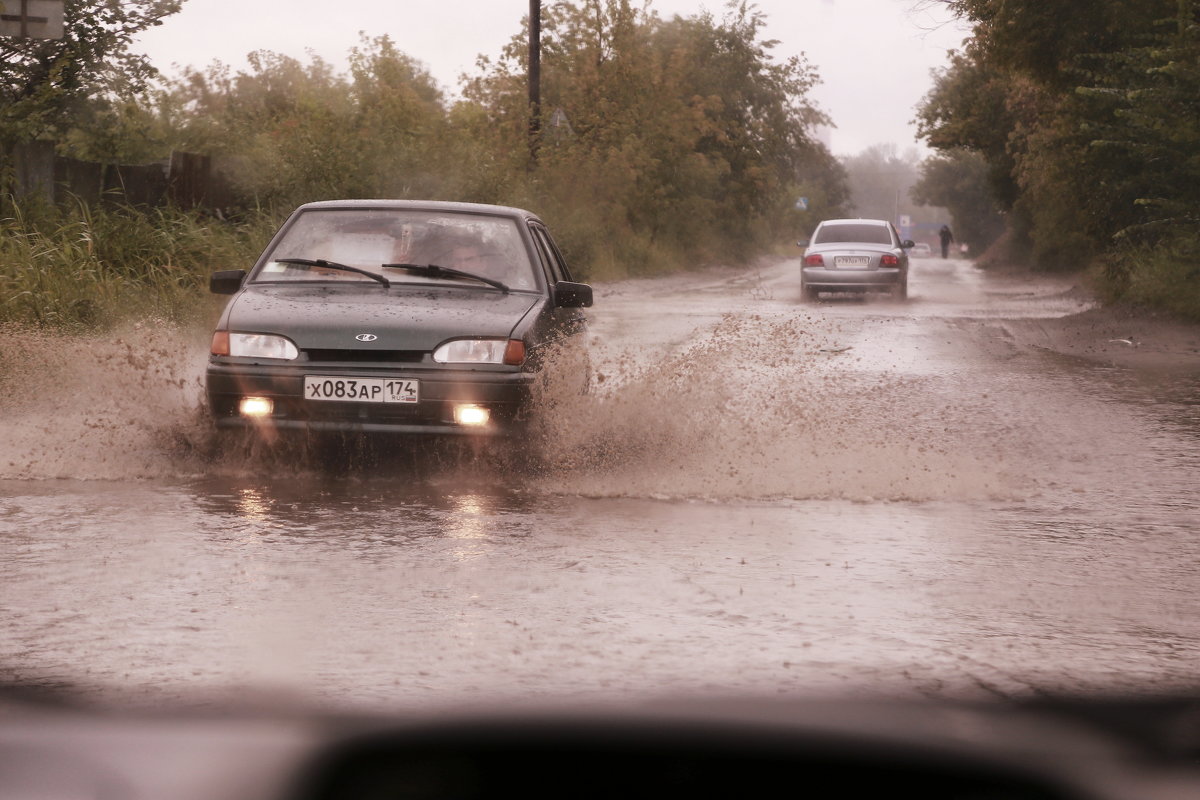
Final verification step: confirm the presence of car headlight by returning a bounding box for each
[433,338,525,365]
[212,331,299,360]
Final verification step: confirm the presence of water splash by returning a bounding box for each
[526,313,1021,501]
[0,322,213,481]
[0,315,1020,500]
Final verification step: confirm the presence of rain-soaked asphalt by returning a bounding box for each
[1,256,1198,711]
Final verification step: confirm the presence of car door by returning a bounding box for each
[529,223,588,340]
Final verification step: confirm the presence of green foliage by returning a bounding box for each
[0,0,181,155]
[462,0,844,271]
[1,0,850,329]
[914,47,1020,210]
[1074,9,1200,246]
[0,202,275,329]
[912,148,1003,251]
[158,38,453,209]
[940,0,1160,89]
[59,88,173,164]
[139,1,845,277]
[1099,236,1200,320]
[790,144,851,236]
[920,0,1200,291]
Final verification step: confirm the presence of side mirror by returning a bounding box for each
[796,239,809,248]
[210,269,247,295]
[553,281,593,308]
[901,240,916,249]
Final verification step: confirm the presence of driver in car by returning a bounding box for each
[439,235,526,288]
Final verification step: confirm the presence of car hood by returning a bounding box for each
[225,285,540,351]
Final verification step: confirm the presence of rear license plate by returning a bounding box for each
[303,376,419,403]
[834,256,871,267]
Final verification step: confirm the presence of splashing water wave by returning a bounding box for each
[0,322,213,481]
[529,313,1023,501]
[0,315,1023,500]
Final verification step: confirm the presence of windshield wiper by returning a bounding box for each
[381,262,509,294]
[271,258,390,288]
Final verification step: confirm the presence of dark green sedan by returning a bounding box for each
[206,200,593,436]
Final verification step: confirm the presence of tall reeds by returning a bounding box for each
[0,199,278,330]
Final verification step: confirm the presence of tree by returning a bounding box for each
[462,0,842,268]
[158,36,450,208]
[1073,3,1200,246]
[915,0,1196,271]
[932,0,1160,89]
[914,46,1019,210]
[0,0,181,152]
[911,148,1003,250]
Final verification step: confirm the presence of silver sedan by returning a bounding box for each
[799,218,913,300]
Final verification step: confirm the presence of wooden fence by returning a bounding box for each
[8,141,237,210]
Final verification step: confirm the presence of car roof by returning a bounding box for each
[817,218,891,227]
[294,199,543,225]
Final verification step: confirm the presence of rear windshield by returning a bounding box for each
[814,224,893,245]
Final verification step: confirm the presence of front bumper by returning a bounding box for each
[801,267,903,291]
[206,361,534,436]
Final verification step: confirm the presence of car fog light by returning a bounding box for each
[453,404,490,427]
[239,397,274,417]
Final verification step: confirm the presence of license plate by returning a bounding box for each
[834,256,871,267]
[303,376,419,403]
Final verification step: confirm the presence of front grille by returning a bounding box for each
[304,349,426,363]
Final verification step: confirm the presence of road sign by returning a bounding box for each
[898,214,912,227]
[0,1,65,40]
[795,197,809,211]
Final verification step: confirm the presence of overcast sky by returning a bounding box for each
[133,0,970,157]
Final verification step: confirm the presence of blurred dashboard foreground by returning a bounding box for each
[2,691,1200,799]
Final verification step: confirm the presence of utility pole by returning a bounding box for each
[0,0,66,40]
[528,0,541,165]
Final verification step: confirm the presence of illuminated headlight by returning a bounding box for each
[433,338,525,365]
[219,332,299,360]
[239,397,274,417]
[453,404,491,426]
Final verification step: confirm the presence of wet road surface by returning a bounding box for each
[1,256,1197,710]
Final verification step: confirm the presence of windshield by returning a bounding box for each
[256,209,539,291]
[814,223,894,245]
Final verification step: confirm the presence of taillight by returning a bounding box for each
[805,254,824,267]
[211,330,230,356]
[880,254,899,267]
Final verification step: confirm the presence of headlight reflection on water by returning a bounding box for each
[237,488,273,522]
[447,494,495,561]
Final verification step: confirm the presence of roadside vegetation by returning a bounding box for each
[0,201,272,329]
[1,0,850,329]
[914,0,1200,321]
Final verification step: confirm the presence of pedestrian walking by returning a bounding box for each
[938,225,954,259]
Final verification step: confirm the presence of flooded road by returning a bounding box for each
[1,256,1198,711]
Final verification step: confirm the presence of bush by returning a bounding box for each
[0,201,278,330]
[1099,239,1200,321]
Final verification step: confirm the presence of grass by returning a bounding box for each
[0,200,280,330]
[1,196,696,329]
[1093,238,1200,323]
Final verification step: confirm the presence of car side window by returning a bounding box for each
[530,224,570,283]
